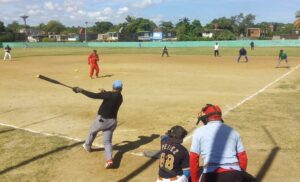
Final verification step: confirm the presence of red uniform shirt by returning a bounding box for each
[88,53,99,65]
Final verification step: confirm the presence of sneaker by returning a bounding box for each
[82,143,91,152]
[104,159,113,169]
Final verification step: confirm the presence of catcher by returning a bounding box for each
[156,125,190,182]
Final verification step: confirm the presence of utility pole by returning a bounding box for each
[85,21,88,42]
[20,15,29,40]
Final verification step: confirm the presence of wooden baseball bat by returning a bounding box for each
[37,74,73,89]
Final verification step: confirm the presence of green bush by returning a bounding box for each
[213,30,237,40]
[0,33,15,42]
[42,37,56,42]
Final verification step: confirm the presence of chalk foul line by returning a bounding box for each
[184,64,300,143]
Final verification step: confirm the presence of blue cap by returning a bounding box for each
[113,80,123,90]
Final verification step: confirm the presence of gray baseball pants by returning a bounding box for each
[85,115,117,160]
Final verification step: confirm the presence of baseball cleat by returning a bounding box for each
[104,159,113,169]
[82,143,91,152]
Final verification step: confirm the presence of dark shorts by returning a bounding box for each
[200,171,244,182]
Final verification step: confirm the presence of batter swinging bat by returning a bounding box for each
[37,74,72,89]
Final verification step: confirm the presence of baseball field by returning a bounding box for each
[0,47,299,182]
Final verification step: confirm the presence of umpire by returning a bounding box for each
[72,80,123,169]
[190,104,249,182]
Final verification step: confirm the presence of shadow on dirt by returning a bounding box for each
[255,126,280,181]
[0,142,83,175]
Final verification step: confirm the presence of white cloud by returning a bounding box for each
[117,7,129,15]
[26,5,42,16]
[151,14,165,24]
[44,1,55,10]
[87,11,102,19]
[130,0,164,9]
[103,7,113,15]
[131,0,154,8]
[44,1,62,11]
[77,10,85,16]
[66,6,77,12]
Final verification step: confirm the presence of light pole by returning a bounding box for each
[85,21,88,42]
[20,15,29,40]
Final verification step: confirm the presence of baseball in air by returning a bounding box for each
[74,69,78,72]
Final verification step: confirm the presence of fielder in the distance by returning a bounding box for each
[237,47,249,63]
[72,80,123,169]
[157,125,190,182]
[3,45,12,61]
[161,46,169,57]
[276,49,290,68]
[214,42,220,57]
[250,41,254,50]
[88,50,100,79]
[190,104,248,182]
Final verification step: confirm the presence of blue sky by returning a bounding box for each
[0,0,299,27]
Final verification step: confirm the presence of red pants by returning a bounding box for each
[89,64,100,78]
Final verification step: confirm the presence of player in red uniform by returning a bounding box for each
[88,50,100,79]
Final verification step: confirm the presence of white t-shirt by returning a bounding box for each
[214,44,219,50]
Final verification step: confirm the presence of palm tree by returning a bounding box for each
[294,11,300,29]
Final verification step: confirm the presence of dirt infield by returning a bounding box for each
[0,51,299,181]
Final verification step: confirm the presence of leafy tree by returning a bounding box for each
[211,17,236,32]
[92,21,113,33]
[44,20,66,34]
[274,23,295,35]
[190,19,203,36]
[231,13,256,36]
[6,21,22,33]
[65,26,81,34]
[110,23,124,33]
[0,21,5,32]
[37,23,46,32]
[160,21,175,35]
[175,18,204,40]
[175,17,191,40]
[213,30,236,40]
[0,33,15,41]
[123,16,157,33]
[256,22,273,37]
[125,16,135,23]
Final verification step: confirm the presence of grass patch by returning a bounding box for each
[2,47,300,58]
[0,126,80,181]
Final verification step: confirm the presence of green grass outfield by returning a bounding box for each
[1,47,300,58]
